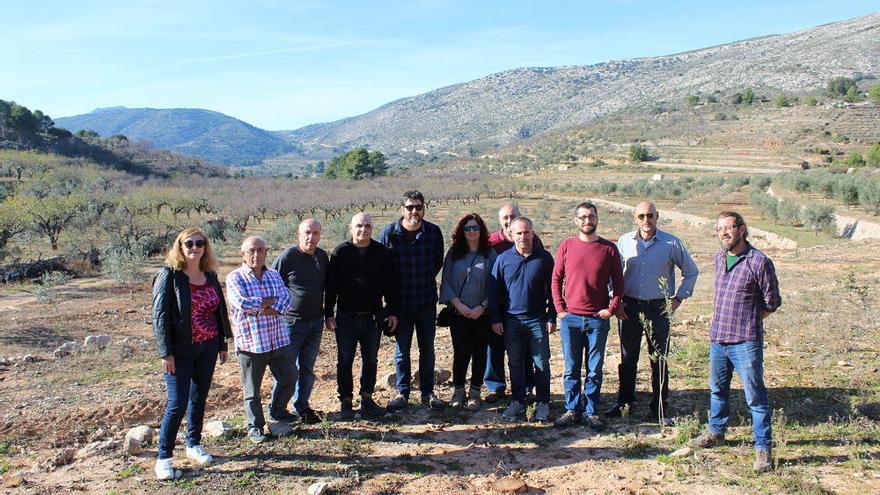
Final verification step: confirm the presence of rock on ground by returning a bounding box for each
[268,422,294,437]
[83,335,111,351]
[52,342,80,359]
[308,481,331,495]
[123,437,143,455]
[491,477,527,493]
[670,447,693,458]
[125,425,154,444]
[204,421,234,438]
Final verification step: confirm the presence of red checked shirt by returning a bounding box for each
[189,282,219,343]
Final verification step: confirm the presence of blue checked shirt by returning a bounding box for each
[710,243,781,344]
[225,264,292,354]
[379,218,444,312]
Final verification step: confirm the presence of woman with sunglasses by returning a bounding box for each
[439,213,497,410]
[151,228,232,480]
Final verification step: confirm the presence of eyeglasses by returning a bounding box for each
[637,212,655,220]
[462,225,481,232]
[715,224,741,233]
[576,215,597,221]
[183,239,205,249]
[404,204,424,211]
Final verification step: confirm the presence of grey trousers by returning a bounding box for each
[238,344,296,429]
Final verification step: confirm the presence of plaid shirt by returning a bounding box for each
[225,264,292,354]
[710,243,781,343]
[379,218,444,312]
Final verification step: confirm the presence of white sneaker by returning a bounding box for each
[155,457,182,480]
[185,445,213,466]
[501,400,526,420]
[535,402,550,422]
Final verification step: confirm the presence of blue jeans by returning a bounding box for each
[394,305,436,398]
[502,315,551,403]
[286,317,324,413]
[709,340,772,450]
[485,330,536,394]
[335,312,382,401]
[559,314,610,415]
[158,337,219,459]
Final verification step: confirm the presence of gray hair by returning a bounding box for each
[240,235,267,251]
[510,216,533,231]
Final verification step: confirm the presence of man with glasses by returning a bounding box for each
[325,213,398,419]
[608,201,698,423]
[225,236,294,443]
[551,202,624,429]
[379,191,446,410]
[485,203,543,404]
[271,219,329,424]
[691,211,781,473]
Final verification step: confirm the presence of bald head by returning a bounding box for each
[298,218,322,254]
[634,201,658,240]
[350,213,374,246]
[498,203,522,241]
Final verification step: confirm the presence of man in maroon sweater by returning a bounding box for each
[551,201,624,429]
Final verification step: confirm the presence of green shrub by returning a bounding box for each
[845,152,865,167]
[628,144,649,163]
[870,85,880,104]
[800,204,836,234]
[774,94,791,108]
[805,96,818,106]
[777,199,801,225]
[866,144,880,167]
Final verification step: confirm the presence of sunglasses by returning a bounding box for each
[403,204,424,211]
[183,239,205,249]
[462,225,481,232]
[637,213,655,220]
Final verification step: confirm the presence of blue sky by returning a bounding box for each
[3,1,877,130]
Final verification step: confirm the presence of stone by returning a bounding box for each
[3,474,25,488]
[83,335,111,351]
[268,421,294,437]
[308,481,331,495]
[51,448,76,467]
[380,372,397,390]
[77,439,120,458]
[52,342,80,359]
[491,477,527,493]
[126,425,154,445]
[837,360,853,367]
[117,337,151,350]
[204,421,234,438]
[89,427,110,442]
[123,437,143,456]
[669,447,692,458]
[412,368,452,387]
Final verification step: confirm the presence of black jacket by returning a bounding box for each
[325,240,396,317]
[152,267,232,358]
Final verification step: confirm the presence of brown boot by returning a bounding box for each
[690,430,725,448]
[754,449,773,473]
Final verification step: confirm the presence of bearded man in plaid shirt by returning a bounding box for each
[226,236,294,444]
[691,212,781,473]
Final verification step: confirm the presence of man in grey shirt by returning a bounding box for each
[271,219,329,424]
[609,201,698,422]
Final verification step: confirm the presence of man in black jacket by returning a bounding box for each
[325,213,398,419]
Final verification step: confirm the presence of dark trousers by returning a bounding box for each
[158,338,219,459]
[238,344,296,430]
[617,298,670,411]
[485,330,536,394]
[335,312,382,401]
[394,305,437,398]
[450,313,490,388]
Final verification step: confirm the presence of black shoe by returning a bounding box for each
[484,391,504,404]
[298,408,324,425]
[338,400,355,421]
[360,396,387,418]
[584,415,605,431]
[268,410,299,423]
[421,393,446,410]
[605,403,631,418]
[553,410,582,427]
[524,391,536,405]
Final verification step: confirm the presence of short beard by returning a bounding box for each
[581,225,597,235]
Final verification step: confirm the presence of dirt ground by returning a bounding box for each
[1,211,879,495]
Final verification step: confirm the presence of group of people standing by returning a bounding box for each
[151,190,782,479]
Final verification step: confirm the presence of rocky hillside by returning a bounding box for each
[55,107,297,166]
[281,12,880,159]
